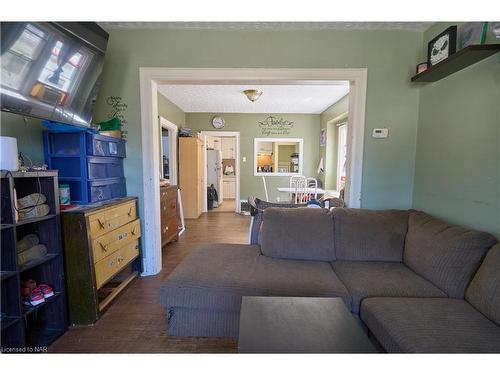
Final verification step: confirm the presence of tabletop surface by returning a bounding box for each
[276,187,327,194]
[238,296,377,353]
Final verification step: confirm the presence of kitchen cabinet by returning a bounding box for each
[223,178,236,199]
[221,137,236,159]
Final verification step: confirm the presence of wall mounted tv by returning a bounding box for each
[1,22,109,127]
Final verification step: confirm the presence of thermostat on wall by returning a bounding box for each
[372,128,389,138]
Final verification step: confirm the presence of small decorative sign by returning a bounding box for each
[320,128,326,147]
[258,116,294,136]
[105,96,128,139]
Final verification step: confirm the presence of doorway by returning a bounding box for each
[139,68,367,275]
[159,116,178,185]
[201,131,241,214]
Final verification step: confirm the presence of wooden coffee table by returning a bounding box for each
[238,296,377,353]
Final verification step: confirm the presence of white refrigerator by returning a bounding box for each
[206,149,223,204]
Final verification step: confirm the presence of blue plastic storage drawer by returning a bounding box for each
[87,157,124,180]
[88,134,126,158]
[89,178,127,203]
[44,132,126,158]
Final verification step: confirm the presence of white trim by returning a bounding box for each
[200,131,241,213]
[159,116,178,186]
[336,123,348,192]
[139,68,367,275]
[254,137,304,177]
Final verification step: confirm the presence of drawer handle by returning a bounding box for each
[99,242,109,252]
[127,207,133,217]
[131,226,137,235]
[97,218,105,228]
[117,256,124,264]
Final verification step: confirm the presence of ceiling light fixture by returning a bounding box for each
[243,89,263,102]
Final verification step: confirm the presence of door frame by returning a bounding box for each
[200,131,241,213]
[139,68,367,275]
[159,116,178,185]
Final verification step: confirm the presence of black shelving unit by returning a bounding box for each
[411,44,500,82]
[1,170,67,352]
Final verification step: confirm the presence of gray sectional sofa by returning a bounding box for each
[159,207,500,353]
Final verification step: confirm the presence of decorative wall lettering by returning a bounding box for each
[105,96,128,139]
[258,116,294,136]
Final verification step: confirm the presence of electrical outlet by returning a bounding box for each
[242,156,246,162]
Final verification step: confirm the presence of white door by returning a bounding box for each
[221,137,235,159]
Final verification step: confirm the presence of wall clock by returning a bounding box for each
[212,116,225,129]
[427,26,457,66]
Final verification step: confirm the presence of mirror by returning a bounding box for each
[254,138,303,176]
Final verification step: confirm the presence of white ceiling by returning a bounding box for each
[100,22,432,32]
[157,84,350,114]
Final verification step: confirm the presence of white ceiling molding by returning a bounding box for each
[100,22,432,32]
[157,83,350,114]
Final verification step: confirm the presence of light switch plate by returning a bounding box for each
[372,128,389,138]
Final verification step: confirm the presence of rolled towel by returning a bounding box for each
[17,234,40,253]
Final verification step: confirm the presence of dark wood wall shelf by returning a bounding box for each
[0,171,67,352]
[411,44,500,83]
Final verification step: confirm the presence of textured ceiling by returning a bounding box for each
[158,84,350,114]
[100,22,432,32]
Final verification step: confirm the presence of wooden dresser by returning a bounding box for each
[179,137,205,219]
[160,185,179,246]
[61,197,141,325]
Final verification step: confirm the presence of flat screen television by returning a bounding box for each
[1,22,108,127]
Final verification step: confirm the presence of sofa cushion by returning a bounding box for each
[331,260,446,314]
[361,297,500,353]
[160,244,351,312]
[466,243,500,326]
[333,208,408,262]
[260,207,336,261]
[404,210,497,298]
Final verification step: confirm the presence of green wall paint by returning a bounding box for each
[185,113,320,201]
[412,23,500,238]
[90,28,422,218]
[0,112,45,165]
[319,95,349,190]
[158,92,186,127]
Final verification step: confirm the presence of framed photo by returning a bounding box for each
[457,22,488,50]
[320,128,326,147]
[427,26,457,66]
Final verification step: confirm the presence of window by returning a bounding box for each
[337,123,347,191]
[38,40,84,93]
[1,23,47,90]
[254,138,303,176]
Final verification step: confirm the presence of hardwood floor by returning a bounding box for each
[49,212,250,353]
[211,199,236,212]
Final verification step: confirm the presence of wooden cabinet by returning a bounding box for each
[223,178,236,199]
[61,197,141,325]
[160,185,179,246]
[221,137,236,159]
[179,137,205,219]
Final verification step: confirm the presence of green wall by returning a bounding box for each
[0,112,45,165]
[412,23,500,238]
[185,113,320,201]
[90,28,423,217]
[158,92,186,127]
[320,95,349,190]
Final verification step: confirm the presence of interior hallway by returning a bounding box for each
[49,212,249,353]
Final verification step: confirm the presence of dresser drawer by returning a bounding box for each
[161,216,179,245]
[92,219,141,263]
[89,201,137,238]
[94,240,140,289]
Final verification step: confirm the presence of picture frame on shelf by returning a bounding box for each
[415,62,428,75]
[457,22,488,50]
[427,26,457,67]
